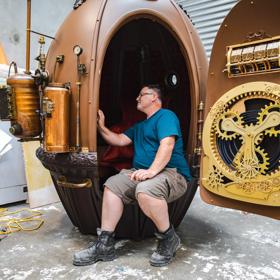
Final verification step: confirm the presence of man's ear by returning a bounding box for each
[152,93,158,102]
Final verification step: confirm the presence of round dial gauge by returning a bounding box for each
[73,45,83,56]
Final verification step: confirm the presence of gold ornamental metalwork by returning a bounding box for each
[202,82,280,206]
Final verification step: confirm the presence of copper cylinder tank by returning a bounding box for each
[6,73,41,138]
[43,83,70,153]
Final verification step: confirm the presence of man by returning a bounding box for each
[73,84,192,267]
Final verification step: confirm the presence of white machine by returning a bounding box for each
[0,122,28,205]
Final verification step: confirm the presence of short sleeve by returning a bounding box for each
[156,111,180,141]
[123,126,135,141]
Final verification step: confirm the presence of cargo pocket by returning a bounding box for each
[165,169,178,202]
[167,171,187,202]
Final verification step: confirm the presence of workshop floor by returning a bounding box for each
[0,192,280,280]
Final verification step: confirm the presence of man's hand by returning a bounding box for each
[97,109,132,146]
[97,109,105,129]
[129,169,157,181]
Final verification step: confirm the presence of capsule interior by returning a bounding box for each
[98,18,191,170]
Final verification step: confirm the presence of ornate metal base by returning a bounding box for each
[36,148,197,239]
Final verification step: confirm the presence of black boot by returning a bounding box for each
[150,225,180,267]
[73,228,117,266]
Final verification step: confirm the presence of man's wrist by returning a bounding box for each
[148,168,158,175]
[98,125,106,132]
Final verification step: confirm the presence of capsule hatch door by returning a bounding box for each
[200,0,280,219]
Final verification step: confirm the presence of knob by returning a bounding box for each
[9,123,22,135]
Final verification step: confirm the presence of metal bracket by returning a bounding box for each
[56,55,64,63]
[42,97,54,117]
[7,87,16,120]
[73,0,86,10]
[78,64,87,75]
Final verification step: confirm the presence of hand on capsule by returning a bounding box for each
[97,109,105,129]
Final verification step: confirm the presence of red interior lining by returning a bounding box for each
[99,99,144,171]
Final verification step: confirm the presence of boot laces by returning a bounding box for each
[156,237,170,255]
[87,237,106,249]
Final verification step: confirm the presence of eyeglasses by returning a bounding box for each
[137,92,154,98]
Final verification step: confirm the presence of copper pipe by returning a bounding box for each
[76,81,81,150]
[25,0,31,74]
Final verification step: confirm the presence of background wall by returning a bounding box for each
[177,0,238,58]
[0,0,239,67]
[0,0,72,69]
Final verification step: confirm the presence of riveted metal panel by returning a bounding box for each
[176,0,238,58]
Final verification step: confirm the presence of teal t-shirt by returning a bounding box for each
[124,108,192,181]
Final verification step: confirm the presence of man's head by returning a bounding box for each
[136,84,162,114]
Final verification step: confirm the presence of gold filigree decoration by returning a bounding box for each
[206,167,224,191]
[238,182,256,193]
[238,181,272,194]
[265,85,280,95]
[210,101,225,119]
[257,181,273,193]
[269,191,280,203]
[272,178,280,187]
[202,82,280,206]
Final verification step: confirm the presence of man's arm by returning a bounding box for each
[97,110,132,147]
[130,136,175,181]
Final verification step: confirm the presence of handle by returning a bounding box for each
[57,176,92,189]
[8,62,18,77]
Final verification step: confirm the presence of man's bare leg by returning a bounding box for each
[101,186,124,231]
[137,192,169,232]
[73,186,122,265]
[137,192,180,267]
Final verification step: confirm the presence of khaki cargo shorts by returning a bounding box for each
[104,168,189,204]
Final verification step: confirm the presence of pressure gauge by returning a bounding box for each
[73,45,83,56]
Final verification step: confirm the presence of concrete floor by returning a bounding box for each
[0,192,280,280]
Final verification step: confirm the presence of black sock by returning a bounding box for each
[160,224,172,234]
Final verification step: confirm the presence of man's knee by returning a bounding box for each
[136,182,150,201]
[137,191,150,202]
[103,185,112,195]
[136,192,156,212]
[136,182,165,203]
[136,183,162,206]
[103,186,121,200]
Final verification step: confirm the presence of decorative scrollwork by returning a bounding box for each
[210,101,225,119]
[206,167,224,191]
[238,181,272,194]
